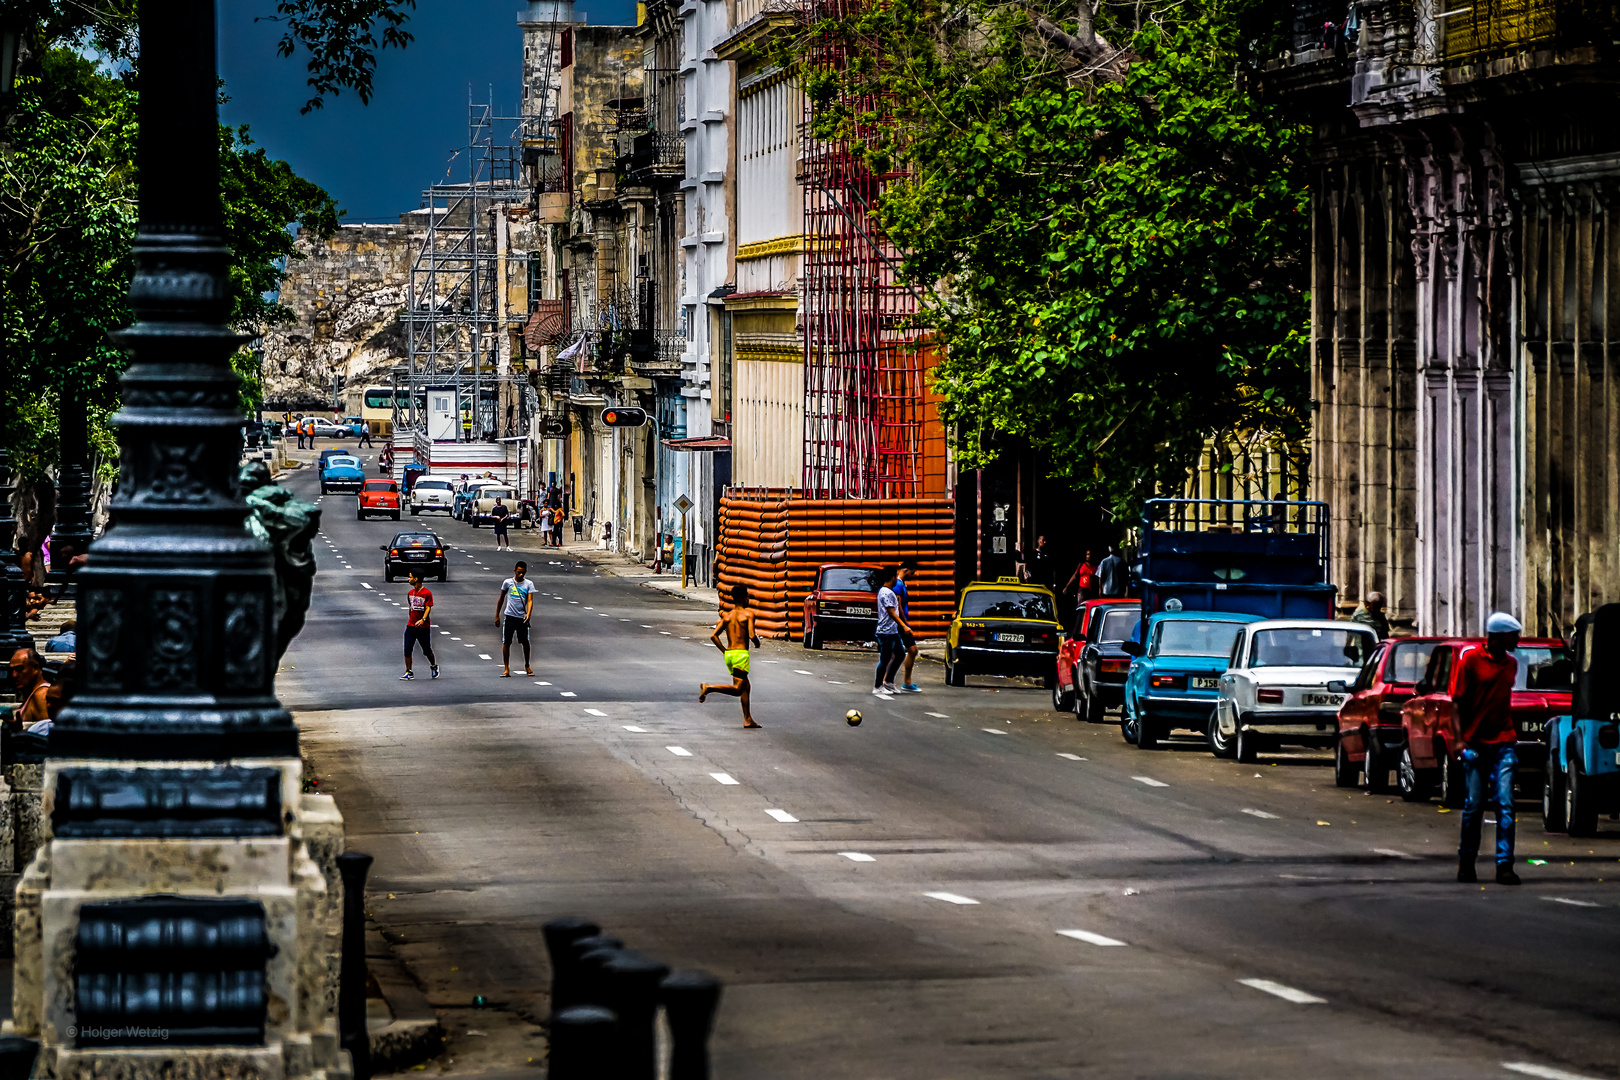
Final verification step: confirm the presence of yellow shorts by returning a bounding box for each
[723,648,750,675]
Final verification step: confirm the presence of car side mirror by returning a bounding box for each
[1119,640,1144,658]
[379,545,387,551]
[1326,680,1348,694]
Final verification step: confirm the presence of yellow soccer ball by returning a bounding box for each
[845,709,863,727]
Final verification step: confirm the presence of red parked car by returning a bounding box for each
[1053,599,1141,721]
[1332,636,1452,791]
[1396,637,1572,805]
[358,479,402,521]
[802,563,881,650]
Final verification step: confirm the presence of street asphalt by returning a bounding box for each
[278,441,1620,1080]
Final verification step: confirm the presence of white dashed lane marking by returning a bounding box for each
[840,852,875,863]
[924,891,979,905]
[622,725,647,733]
[362,583,373,590]
[1132,777,1169,788]
[710,773,739,786]
[583,708,607,717]
[666,746,693,757]
[478,654,492,660]
[1055,753,1086,761]
[981,728,1008,736]
[1237,979,1325,1005]
[1242,808,1279,819]
[1545,897,1601,908]
[560,691,577,698]
[1503,1062,1606,1080]
[793,669,813,675]
[1373,847,1416,859]
[1057,929,1127,947]
[764,809,797,823]
[533,681,552,686]
[925,712,949,718]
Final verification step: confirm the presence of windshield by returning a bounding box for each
[1094,607,1140,643]
[1387,641,1439,684]
[394,535,436,546]
[1154,620,1245,659]
[961,590,1055,621]
[364,389,396,409]
[820,568,877,592]
[1250,627,1375,669]
[1514,646,1572,691]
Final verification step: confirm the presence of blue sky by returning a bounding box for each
[219,0,637,223]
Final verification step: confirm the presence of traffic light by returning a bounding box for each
[602,407,648,428]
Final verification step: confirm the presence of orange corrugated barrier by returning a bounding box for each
[717,494,956,640]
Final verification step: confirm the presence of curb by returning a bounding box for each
[365,925,446,1073]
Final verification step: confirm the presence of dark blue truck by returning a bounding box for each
[1133,498,1337,621]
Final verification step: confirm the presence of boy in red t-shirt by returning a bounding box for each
[402,571,439,680]
[1455,612,1522,885]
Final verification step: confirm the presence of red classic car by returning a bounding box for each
[1053,598,1141,721]
[1332,636,1452,791]
[358,479,402,521]
[802,563,881,650]
[1397,637,1572,805]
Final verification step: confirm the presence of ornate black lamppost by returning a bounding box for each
[0,447,32,659]
[52,0,298,760]
[49,398,94,570]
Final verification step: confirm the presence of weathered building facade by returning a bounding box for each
[1266,0,1620,636]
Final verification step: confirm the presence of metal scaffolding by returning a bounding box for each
[800,0,925,499]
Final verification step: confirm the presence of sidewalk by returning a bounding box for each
[499,527,720,606]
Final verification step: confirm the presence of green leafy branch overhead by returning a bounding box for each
[780,0,1312,517]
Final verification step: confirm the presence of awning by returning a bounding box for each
[660,435,732,452]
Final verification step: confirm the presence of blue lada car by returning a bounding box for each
[1544,602,1618,837]
[320,454,366,495]
[1120,610,1263,749]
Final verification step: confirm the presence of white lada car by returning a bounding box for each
[1210,619,1378,763]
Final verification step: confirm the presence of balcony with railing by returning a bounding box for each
[1441,0,1617,67]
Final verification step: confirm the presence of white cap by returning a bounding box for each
[1485,612,1523,634]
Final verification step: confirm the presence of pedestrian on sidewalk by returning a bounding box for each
[1097,544,1126,597]
[1456,611,1524,886]
[699,583,763,729]
[896,559,922,693]
[1352,591,1391,639]
[7,648,51,731]
[873,567,912,698]
[294,414,306,449]
[492,497,513,551]
[1063,550,1098,604]
[401,571,439,680]
[553,511,565,547]
[496,561,537,677]
[539,505,554,546]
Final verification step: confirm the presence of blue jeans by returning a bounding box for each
[875,633,905,688]
[1459,744,1517,866]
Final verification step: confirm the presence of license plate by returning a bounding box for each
[994,633,1025,644]
[1303,693,1343,706]
[1191,676,1219,690]
[846,606,874,615]
[406,553,427,559]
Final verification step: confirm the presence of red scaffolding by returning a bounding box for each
[801,0,925,500]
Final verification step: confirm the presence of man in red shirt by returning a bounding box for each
[1454,612,1523,885]
[402,571,439,681]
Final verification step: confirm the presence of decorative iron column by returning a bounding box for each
[49,394,95,569]
[51,0,297,760]
[0,447,32,658]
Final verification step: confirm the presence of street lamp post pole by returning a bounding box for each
[0,447,33,658]
[53,0,297,759]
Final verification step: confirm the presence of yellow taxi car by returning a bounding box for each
[945,577,1062,688]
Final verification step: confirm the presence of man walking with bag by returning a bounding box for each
[1455,611,1524,886]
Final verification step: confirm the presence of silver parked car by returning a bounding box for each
[1211,619,1378,763]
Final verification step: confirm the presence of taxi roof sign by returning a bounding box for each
[997,576,1021,583]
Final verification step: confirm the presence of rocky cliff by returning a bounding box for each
[261,221,422,408]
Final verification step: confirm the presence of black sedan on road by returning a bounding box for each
[382,532,448,582]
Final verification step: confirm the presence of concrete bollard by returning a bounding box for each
[337,851,375,1080]
[599,951,669,1080]
[0,1036,40,1080]
[542,917,600,1013]
[661,971,722,1080]
[568,936,623,1005]
[546,1005,619,1080]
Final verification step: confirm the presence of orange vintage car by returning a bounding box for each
[358,478,402,521]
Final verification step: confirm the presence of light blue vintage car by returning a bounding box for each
[320,455,366,495]
[1120,610,1263,750]
[1544,604,1616,837]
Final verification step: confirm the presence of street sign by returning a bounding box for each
[539,417,567,438]
[674,494,693,514]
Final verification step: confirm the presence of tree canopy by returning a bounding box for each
[786,0,1311,516]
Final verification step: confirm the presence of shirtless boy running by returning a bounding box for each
[699,583,763,729]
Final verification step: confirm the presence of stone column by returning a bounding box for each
[10,2,345,1078]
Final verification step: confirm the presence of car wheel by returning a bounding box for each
[1235,720,1258,764]
[439,569,448,582]
[1568,759,1599,837]
[1135,699,1160,750]
[1397,745,1427,802]
[411,505,421,515]
[1333,735,1358,787]
[806,624,824,651]
[945,650,965,687]
[383,569,393,583]
[1363,732,1388,793]
[1051,673,1074,713]
[357,509,364,520]
[1208,708,1235,759]
[392,511,400,520]
[1439,752,1466,810]
[1543,751,1568,832]
[320,484,328,494]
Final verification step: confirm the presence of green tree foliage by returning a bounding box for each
[264,0,418,114]
[788,0,1311,515]
[1,2,373,480]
